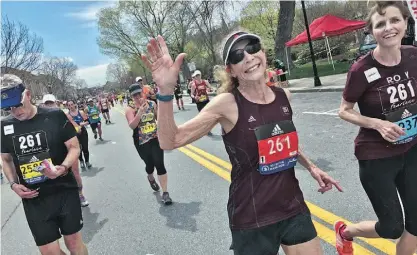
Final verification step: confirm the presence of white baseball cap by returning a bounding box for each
[192,70,201,77]
[135,76,143,82]
[42,94,57,104]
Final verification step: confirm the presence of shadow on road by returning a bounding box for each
[207,133,222,141]
[95,139,111,145]
[312,158,335,172]
[81,167,105,178]
[81,206,109,244]
[153,192,202,232]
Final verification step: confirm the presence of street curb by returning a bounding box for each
[287,87,344,93]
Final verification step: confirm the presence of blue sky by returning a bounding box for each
[1,1,117,87]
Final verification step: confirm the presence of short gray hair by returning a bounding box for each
[0,74,24,90]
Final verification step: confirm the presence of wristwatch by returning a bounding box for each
[156,93,174,102]
[10,181,17,190]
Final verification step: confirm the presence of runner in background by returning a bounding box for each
[85,98,104,141]
[42,95,89,207]
[68,100,92,170]
[174,80,185,110]
[190,70,213,135]
[336,2,417,255]
[99,94,112,124]
[125,83,173,205]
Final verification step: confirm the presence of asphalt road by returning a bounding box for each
[1,92,407,255]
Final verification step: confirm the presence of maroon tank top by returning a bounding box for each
[222,87,308,230]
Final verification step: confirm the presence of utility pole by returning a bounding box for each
[301,0,322,87]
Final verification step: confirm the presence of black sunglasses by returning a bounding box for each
[227,40,262,65]
[3,103,23,112]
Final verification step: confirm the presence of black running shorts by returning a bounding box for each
[230,212,317,255]
[196,100,209,112]
[101,108,109,114]
[22,189,83,246]
[90,121,101,131]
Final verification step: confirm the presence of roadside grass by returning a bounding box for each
[287,59,351,80]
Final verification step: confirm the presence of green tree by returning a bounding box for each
[239,1,279,50]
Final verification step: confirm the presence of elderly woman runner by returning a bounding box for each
[141,31,343,255]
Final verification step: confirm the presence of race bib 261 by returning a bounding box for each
[254,120,299,175]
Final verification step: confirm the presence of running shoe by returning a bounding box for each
[99,137,104,141]
[162,192,173,205]
[148,177,160,192]
[334,221,354,255]
[86,162,92,168]
[79,195,89,207]
[80,161,86,169]
[94,132,98,139]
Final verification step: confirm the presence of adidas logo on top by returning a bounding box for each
[30,156,39,163]
[401,109,412,119]
[248,116,256,122]
[271,124,282,136]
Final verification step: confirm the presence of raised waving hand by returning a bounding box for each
[141,36,186,95]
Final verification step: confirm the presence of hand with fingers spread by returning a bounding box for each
[310,166,343,194]
[12,184,39,199]
[375,119,406,143]
[141,35,186,95]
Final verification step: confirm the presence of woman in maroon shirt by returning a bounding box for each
[141,31,343,254]
[336,2,417,255]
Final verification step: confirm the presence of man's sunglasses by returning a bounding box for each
[227,40,262,65]
[2,103,23,112]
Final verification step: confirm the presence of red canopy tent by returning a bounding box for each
[286,14,366,47]
[285,15,366,71]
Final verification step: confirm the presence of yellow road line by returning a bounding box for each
[181,146,374,254]
[185,144,232,170]
[185,144,398,255]
[178,147,230,182]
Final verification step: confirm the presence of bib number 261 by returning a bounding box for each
[268,136,290,155]
[387,80,415,104]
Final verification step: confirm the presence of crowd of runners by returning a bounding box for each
[1,1,417,255]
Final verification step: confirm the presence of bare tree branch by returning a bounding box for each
[1,16,44,73]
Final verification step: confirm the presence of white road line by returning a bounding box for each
[323,108,340,113]
[302,111,339,116]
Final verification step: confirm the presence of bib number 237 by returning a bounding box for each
[255,121,299,175]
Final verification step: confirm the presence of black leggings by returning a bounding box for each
[359,143,417,239]
[134,138,167,175]
[77,127,90,163]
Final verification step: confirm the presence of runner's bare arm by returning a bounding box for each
[79,111,89,126]
[190,84,196,99]
[339,99,385,129]
[157,94,226,150]
[1,153,18,183]
[61,137,80,168]
[125,107,142,130]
